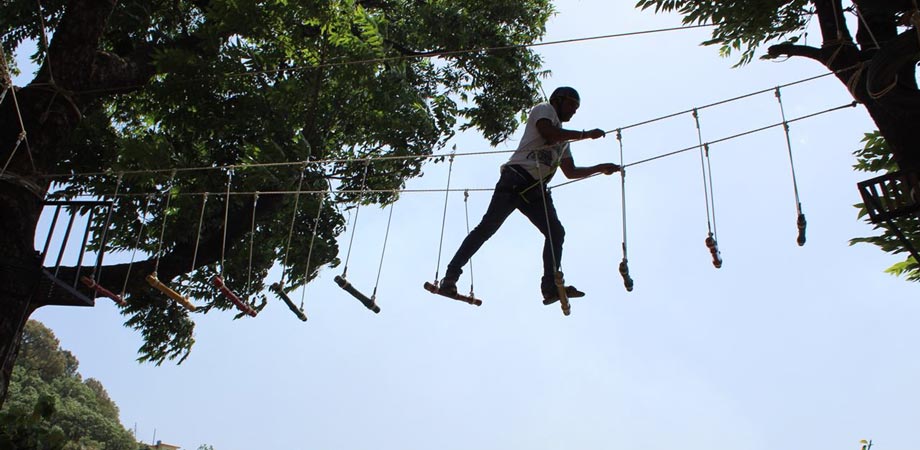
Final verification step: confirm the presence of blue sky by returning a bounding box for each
[20,2,920,449]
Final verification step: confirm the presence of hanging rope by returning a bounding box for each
[246,192,258,292]
[152,172,176,275]
[143,174,197,311]
[334,159,380,313]
[0,80,34,177]
[534,151,570,316]
[692,109,714,236]
[340,159,370,278]
[122,194,154,297]
[702,144,722,268]
[371,197,396,300]
[89,175,122,281]
[299,192,327,310]
[81,175,125,305]
[850,3,882,50]
[190,193,208,271]
[34,0,55,84]
[848,2,901,100]
[280,165,308,285]
[616,130,634,292]
[692,109,722,269]
[269,165,312,321]
[210,168,259,317]
[462,190,476,298]
[774,87,807,246]
[433,151,456,283]
[219,169,233,278]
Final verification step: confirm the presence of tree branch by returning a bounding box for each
[384,39,447,58]
[766,43,825,62]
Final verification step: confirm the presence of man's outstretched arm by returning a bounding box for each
[560,157,620,179]
[536,118,606,144]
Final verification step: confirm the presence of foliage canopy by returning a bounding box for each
[0,321,139,450]
[0,0,555,364]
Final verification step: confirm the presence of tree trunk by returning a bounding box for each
[0,167,44,405]
[769,1,920,171]
[0,275,38,407]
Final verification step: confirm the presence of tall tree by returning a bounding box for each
[635,0,920,277]
[0,320,139,450]
[0,0,554,404]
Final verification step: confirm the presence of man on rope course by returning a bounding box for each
[437,86,619,306]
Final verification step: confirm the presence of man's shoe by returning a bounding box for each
[542,286,586,305]
[438,278,458,297]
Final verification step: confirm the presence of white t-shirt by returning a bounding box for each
[503,102,572,181]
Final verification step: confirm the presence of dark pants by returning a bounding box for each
[446,166,565,292]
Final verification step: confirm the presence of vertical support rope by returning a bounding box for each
[73,208,95,288]
[704,144,719,240]
[371,197,396,300]
[617,130,628,259]
[433,152,456,282]
[774,87,807,246]
[0,45,34,177]
[341,159,371,278]
[220,169,233,278]
[852,3,882,50]
[191,193,208,271]
[692,109,714,236]
[463,190,475,297]
[616,130,634,292]
[535,156,560,272]
[34,0,54,84]
[280,165,307,285]
[703,145,722,269]
[693,109,722,268]
[300,193,326,309]
[535,149,570,316]
[246,192,259,293]
[153,171,177,274]
[122,194,154,297]
[92,173,123,282]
